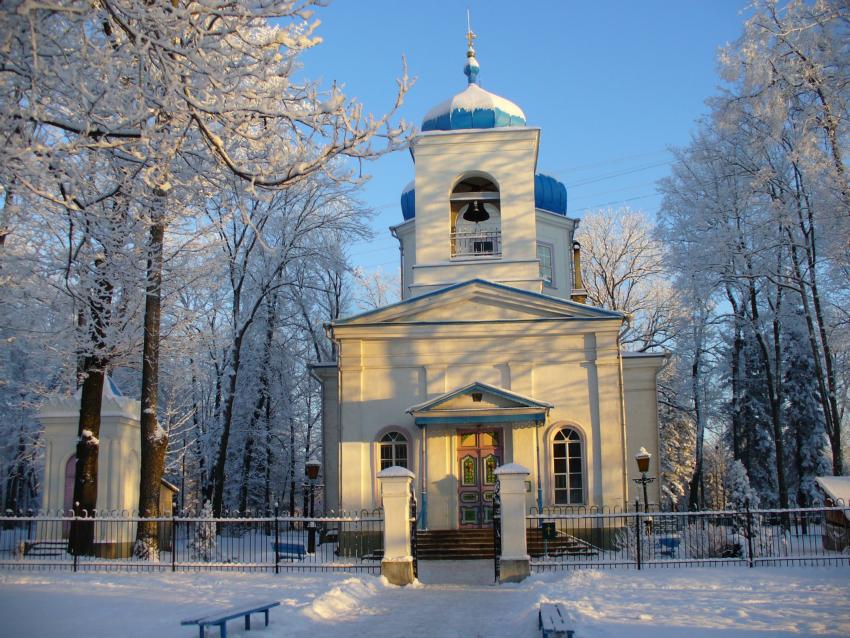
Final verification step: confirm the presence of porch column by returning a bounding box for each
[494,463,531,583]
[377,466,415,586]
[419,426,427,529]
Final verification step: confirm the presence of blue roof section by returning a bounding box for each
[421,82,527,133]
[400,172,567,220]
[422,103,526,132]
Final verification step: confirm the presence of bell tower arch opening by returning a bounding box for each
[450,175,501,258]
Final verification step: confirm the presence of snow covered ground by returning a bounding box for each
[0,564,848,637]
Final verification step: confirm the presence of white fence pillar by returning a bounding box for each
[494,463,531,583]
[377,466,415,586]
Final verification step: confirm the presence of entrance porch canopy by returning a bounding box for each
[406,381,552,426]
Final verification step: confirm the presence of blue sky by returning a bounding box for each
[300,1,752,275]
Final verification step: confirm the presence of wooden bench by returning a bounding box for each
[539,603,574,638]
[181,600,280,638]
[273,541,306,560]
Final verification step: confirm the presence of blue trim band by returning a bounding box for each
[415,413,545,425]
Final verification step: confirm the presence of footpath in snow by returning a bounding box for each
[0,565,848,637]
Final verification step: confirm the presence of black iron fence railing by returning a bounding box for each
[527,502,850,572]
[0,509,383,573]
[450,230,502,257]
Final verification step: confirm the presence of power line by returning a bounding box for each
[551,148,672,175]
[566,160,672,188]
[573,192,662,211]
[569,179,661,202]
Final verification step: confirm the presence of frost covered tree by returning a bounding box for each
[725,458,760,511]
[716,0,849,475]
[1,0,410,557]
[575,207,680,352]
[657,0,850,513]
[657,356,696,508]
[188,500,217,562]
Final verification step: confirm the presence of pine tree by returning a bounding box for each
[738,335,778,505]
[783,308,831,506]
[725,459,760,511]
[188,500,217,562]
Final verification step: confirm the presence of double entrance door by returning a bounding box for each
[457,429,502,528]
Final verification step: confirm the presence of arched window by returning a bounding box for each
[379,431,408,470]
[553,428,583,505]
[450,176,501,257]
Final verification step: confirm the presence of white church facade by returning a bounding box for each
[314,40,666,530]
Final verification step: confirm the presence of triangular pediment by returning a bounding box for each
[407,381,553,415]
[333,279,622,326]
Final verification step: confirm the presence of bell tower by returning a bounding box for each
[391,30,578,301]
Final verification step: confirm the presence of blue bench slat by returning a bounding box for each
[539,603,574,638]
[273,541,306,559]
[181,601,280,638]
[185,601,280,624]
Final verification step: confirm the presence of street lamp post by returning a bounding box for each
[632,447,655,513]
[305,461,320,554]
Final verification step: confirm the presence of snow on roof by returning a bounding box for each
[815,476,850,506]
[422,84,526,131]
[447,83,525,120]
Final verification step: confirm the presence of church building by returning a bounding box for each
[314,36,666,530]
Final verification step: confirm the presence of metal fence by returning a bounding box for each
[0,509,383,573]
[527,502,850,572]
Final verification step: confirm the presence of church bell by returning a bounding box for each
[462,200,489,223]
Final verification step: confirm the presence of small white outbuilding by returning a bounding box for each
[39,377,141,517]
[38,378,177,556]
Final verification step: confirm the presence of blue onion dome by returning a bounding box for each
[401,180,415,221]
[534,173,568,215]
[421,35,526,132]
[400,173,568,220]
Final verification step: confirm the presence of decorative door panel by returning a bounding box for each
[457,429,502,528]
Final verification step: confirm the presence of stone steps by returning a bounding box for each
[526,529,599,557]
[416,529,496,560]
[414,527,599,560]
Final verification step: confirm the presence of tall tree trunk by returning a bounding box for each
[69,364,105,555]
[687,315,706,511]
[263,376,274,526]
[134,211,169,558]
[785,181,843,474]
[238,432,255,515]
[288,381,297,521]
[69,255,112,555]
[725,285,744,461]
[238,297,276,514]
[211,335,243,517]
